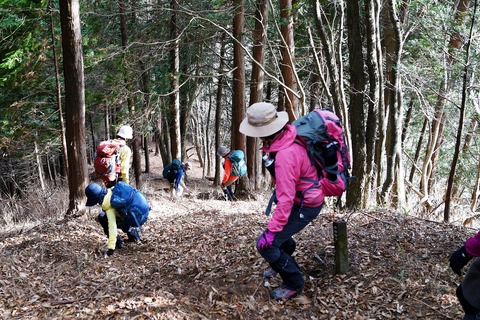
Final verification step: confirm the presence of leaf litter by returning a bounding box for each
[0,158,474,319]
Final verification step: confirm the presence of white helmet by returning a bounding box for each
[117,125,133,139]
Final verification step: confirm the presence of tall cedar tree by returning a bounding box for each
[59,0,89,216]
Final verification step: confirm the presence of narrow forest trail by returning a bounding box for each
[0,150,475,319]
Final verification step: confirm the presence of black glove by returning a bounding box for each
[449,245,472,275]
[106,249,115,256]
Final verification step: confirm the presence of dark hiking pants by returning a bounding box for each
[257,203,323,291]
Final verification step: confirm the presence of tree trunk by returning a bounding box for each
[309,72,321,112]
[345,0,366,209]
[280,0,298,119]
[408,117,427,183]
[453,118,478,197]
[380,0,405,207]
[49,0,68,177]
[421,0,470,209]
[59,0,88,216]
[312,1,351,155]
[205,92,213,177]
[401,97,415,144]
[180,47,200,161]
[247,0,268,190]
[34,139,45,191]
[215,33,226,186]
[139,60,151,174]
[364,0,382,207]
[444,0,476,221]
[119,0,142,188]
[232,0,246,191]
[169,0,181,160]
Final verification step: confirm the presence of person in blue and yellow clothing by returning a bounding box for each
[85,183,141,256]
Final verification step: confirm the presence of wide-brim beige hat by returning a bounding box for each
[239,102,289,137]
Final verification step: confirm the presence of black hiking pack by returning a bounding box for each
[163,159,182,183]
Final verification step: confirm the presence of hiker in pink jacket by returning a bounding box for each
[239,102,325,300]
[450,230,480,319]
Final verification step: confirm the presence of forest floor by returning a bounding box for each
[0,149,477,319]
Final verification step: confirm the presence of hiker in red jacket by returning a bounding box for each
[217,146,238,201]
[239,102,326,300]
[450,230,480,319]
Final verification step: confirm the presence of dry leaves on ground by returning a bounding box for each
[0,168,473,319]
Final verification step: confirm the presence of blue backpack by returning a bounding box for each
[110,181,151,229]
[229,150,247,177]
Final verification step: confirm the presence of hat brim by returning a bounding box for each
[239,111,289,137]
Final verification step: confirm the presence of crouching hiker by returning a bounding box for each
[217,146,246,201]
[85,181,150,256]
[239,102,326,300]
[172,162,191,198]
[449,230,480,319]
[163,160,191,198]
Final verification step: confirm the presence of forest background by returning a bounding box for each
[0,0,480,318]
[0,0,479,224]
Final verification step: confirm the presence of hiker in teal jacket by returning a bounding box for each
[172,162,190,197]
[85,183,140,256]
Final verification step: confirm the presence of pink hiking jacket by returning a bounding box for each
[261,124,325,233]
[466,230,480,256]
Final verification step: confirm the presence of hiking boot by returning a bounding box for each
[262,268,278,279]
[126,227,141,242]
[270,284,301,300]
[116,235,125,249]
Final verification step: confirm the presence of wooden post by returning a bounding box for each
[333,220,349,273]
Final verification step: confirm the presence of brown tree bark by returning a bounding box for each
[345,0,366,209]
[312,0,350,151]
[380,0,405,206]
[215,34,227,186]
[180,47,200,161]
[59,0,88,216]
[169,0,181,161]
[232,0,246,191]
[280,0,298,120]
[247,0,269,190]
[365,0,383,207]
[119,0,142,188]
[139,60,151,174]
[409,117,428,183]
[49,0,68,177]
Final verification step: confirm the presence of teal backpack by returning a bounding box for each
[162,159,182,183]
[229,150,247,177]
